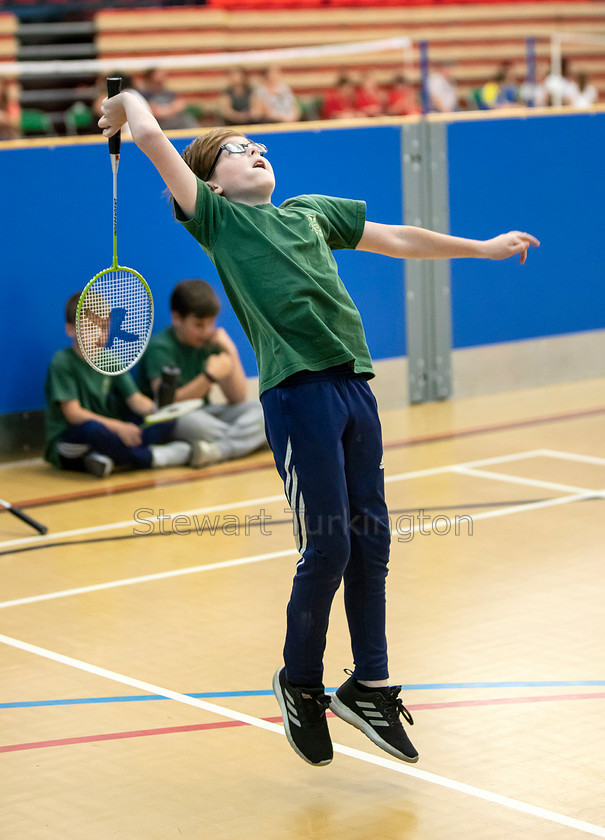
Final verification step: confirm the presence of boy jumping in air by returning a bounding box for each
[99,97,538,766]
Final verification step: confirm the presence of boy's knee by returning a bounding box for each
[72,420,120,449]
[63,419,105,440]
[304,533,351,576]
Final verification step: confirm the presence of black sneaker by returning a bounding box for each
[272,668,333,766]
[84,452,113,479]
[330,674,418,763]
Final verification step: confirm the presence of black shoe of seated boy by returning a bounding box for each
[84,452,113,478]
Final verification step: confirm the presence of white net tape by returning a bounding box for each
[0,37,411,77]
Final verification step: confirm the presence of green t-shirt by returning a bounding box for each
[176,180,373,395]
[138,326,222,398]
[44,346,138,466]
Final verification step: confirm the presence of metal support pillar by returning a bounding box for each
[402,120,452,404]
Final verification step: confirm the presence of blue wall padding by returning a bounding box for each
[447,113,605,347]
[1,113,603,414]
[0,124,404,413]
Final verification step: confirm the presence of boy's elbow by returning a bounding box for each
[61,402,81,425]
[133,119,165,153]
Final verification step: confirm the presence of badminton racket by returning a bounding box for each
[76,76,153,375]
[0,497,48,535]
[143,399,204,427]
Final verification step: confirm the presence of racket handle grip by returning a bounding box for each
[8,504,48,535]
[107,76,122,156]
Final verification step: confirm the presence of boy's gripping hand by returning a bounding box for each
[483,231,540,264]
[99,90,156,138]
[98,91,129,137]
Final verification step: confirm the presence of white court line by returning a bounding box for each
[536,449,605,468]
[0,449,546,552]
[462,491,601,521]
[392,491,598,538]
[1,448,600,611]
[453,466,600,496]
[1,632,604,838]
[384,448,547,485]
[3,448,601,554]
[0,492,286,551]
[1,488,597,612]
[0,548,297,610]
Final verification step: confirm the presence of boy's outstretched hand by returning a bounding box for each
[484,231,540,264]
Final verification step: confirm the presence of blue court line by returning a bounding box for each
[3,681,605,710]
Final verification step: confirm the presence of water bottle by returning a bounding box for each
[157,365,180,407]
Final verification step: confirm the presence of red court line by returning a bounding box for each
[2,692,603,754]
[406,691,605,711]
[5,403,605,512]
[0,716,261,754]
[3,455,276,511]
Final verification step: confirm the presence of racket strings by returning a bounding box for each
[76,269,153,374]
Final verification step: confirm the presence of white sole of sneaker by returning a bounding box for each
[272,669,332,767]
[330,694,419,764]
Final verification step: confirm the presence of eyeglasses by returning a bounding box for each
[206,141,268,181]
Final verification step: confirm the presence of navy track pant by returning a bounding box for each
[58,419,175,471]
[261,368,391,687]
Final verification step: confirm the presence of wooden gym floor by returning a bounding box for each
[1,378,604,840]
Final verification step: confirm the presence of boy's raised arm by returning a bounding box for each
[98,91,198,218]
[357,221,539,264]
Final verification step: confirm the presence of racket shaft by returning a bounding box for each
[0,500,47,535]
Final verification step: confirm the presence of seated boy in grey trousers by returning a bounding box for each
[138,278,266,467]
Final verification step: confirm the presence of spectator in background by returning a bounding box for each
[427,63,458,113]
[321,74,360,120]
[0,77,21,140]
[219,67,257,126]
[568,71,598,109]
[251,66,300,124]
[141,67,198,130]
[544,57,576,107]
[480,63,521,109]
[385,74,420,116]
[519,67,548,108]
[353,72,385,118]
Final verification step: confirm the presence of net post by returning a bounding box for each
[419,40,430,115]
[526,36,536,107]
[551,34,563,107]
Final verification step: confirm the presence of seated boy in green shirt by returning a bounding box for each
[44,292,208,478]
[138,278,266,467]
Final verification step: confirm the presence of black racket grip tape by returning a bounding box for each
[10,505,48,535]
[107,76,122,156]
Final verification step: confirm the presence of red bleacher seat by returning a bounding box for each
[208,0,578,4]
[327,0,575,4]
[328,0,432,6]
[209,0,324,8]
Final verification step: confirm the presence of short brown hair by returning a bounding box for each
[170,278,220,319]
[65,291,82,325]
[182,127,248,182]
